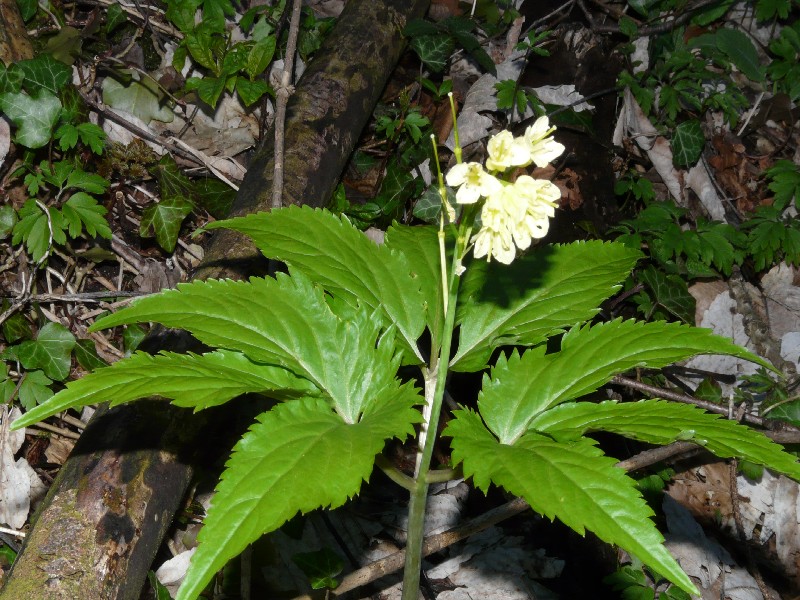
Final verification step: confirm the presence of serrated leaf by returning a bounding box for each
[715,28,764,82]
[0,89,61,149]
[671,120,704,168]
[62,193,112,239]
[102,73,175,124]
[531,400,800,479]
[205,207,427,363]
[638,266,695,323]
[18,370,53,410]
[16,55,71,94]
[384,224,444,346]
[15,322,76,381]
[452,241,642,372]
[410,35,455,73]
[76,122,106,154]
[66,169,109,194]
[444,409,699,596]
[11,199,65,262]
[478,319,772,444]
[89,271,421,422]
[140,196,193,253]
[175,395,418,600]
[13,350,320,429]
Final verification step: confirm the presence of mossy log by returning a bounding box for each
[0,0,428,598]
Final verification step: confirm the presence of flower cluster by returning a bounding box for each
[445,116,565,264]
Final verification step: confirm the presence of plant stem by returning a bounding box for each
[401,225,467,600]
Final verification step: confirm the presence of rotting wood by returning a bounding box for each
[0,0,33,63]
[0,1,429,598]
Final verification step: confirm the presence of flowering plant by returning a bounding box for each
[12,98,800,600]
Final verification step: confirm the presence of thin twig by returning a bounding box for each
[0,290,144,303]
[271,0,303,209]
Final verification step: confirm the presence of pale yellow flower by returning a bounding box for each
[470,175,561,263]
[508,176,560,249]
[445,162,502,204]
[522,117,565,167]
[485,131,531,172]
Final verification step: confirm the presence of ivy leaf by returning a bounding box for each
[73,339,107,371]
[192,177,235,218]
[205,207,427,363]
[0,62,24,94]
[18,370,53,410]
[445,409,699,596]
[13,350,320,429]
[106,3,127,33]
[140,196,193,253]
[638,266,695,323]
[413,184,456,224]
[62,193,113,239]
[16,54,71,94]
[671,120,704,167]
[175,395,418,600]
[410,35,455,73]
[15,322,76,382]
[530,400,800,480]
[102,73,175,124]
[88,271,421,423]
[292,548,344,590]
[478,319,772,444]
[452,241,642,372]
[0,205,17,239]
[0,89,61,149]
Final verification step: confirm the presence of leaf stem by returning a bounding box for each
[401,222,467,600]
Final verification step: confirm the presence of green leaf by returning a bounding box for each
[66,168,109,194]
[765,160,800,210]
[165,0,202,32]
[450,30,496,75]
[55,123,79,151]
[478,319,772,444]
[102,73,175,124]
[0,89,61,148]
[106,3,128,33]
[671,120,704,168]
[16,0,37,22]
[384,224,444,347]
[73,339,107,371]
[147,571,173,600]
[0,205,17,239]
[43,26,82,65]
[76,122,106,154]
[292,548,344,590]
[410,35,455,73]
[192,177,235,218]
[16,55,71,94]
[235,77,271,107]
[13,350,320,429]
[90,271,421,423]
[18,370,53,410]
[62,193,112,239]
[184,28,218,72]
[531,400,800,479]
[0,62,23,95]
[452,241,642,372]
[185,75,226,109]
[205,207,427,363]
[715,28,764,82]
[403,18,440,38]
[140,196,193,253]
[638,266,695,323]
[175,395,418,600]
[11,199,63,262]
[413,184,455,224]
[246,36,277,79]
[123,324,146,354]
[445,409,699,596]
[1,310,30,343]
[15,322,76,381]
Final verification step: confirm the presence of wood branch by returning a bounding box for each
[0,1,429,598]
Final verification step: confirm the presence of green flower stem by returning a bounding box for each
[375,455,416,491]
[401,222,469,600]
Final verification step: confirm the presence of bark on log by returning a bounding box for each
[0,0,33,63]
[0,0,428,598]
